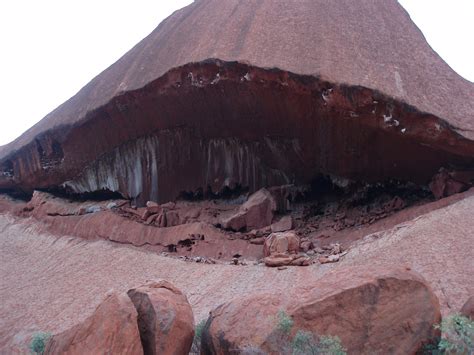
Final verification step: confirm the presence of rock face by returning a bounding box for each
[429,169,473,199]
[127,281,194,355]
[460,296,474,319]
[222,188,277,231]
[270,216,293,233]
[45,293,143,355]
[46,281,194,355]
[263,231,300,257]
[201,268,440,354]
[0,1,473,204]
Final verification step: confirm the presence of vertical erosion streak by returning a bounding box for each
[62,133,294,202]
[62,136,160,200]
[203,137,292,194]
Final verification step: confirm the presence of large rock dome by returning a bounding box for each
[1,0,473,203]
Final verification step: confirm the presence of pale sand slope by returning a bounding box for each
[1,195,473,352]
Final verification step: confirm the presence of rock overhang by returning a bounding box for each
[0,59,473,204]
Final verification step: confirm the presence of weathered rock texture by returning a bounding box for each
[127,281,194,355]
[1,190,474,352]
[45,281,194,355]
[201,268,441,354]
[45,292,143,355]
[460,296,474,320]
[222,188,277,231]
[0,1,473,204]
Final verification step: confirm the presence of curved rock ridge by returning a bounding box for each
[1,0,473,156]
[1,1,473,203]
[0,60,473,204]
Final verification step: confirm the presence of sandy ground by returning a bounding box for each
[1,194,473,353]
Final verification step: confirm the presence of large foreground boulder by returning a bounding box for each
[201,268,440,354]
[45,293,143,355]
[222,189,277,231]
[127,281,195,355]
[46,281,194,355]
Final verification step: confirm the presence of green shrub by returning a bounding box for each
[291,330,319,354]
[276,309,294,335]
[291,331,346,355]
[317,335,347,355]
[29,332,51,355]
[435,314,473,354]
[191,319,207,354]
[274,311,346,355]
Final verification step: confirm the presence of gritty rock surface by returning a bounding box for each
[222,188,277,231]
[1,193,474,352]
[460,296,474,320]
[127,281,194,355]
[45,292,143,355]
[201,268,440,354]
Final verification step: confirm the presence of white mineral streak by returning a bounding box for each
[63,136,159,200]
[64,135,292,201]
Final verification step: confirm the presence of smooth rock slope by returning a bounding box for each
[0,0,472,204]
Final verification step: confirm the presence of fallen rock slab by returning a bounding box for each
[222,188,277,231]
[264,254,311,267]
[270,215,293,233]
[201,267,440,354]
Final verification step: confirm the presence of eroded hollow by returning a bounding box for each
[1,59,473,205]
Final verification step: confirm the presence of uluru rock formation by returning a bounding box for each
[1,1,474,353]
[0,0,473,204]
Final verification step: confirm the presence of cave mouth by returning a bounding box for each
[0,188,32,202]
[294,175,433,221]
[37,186,125,203]
[178,184,249,202]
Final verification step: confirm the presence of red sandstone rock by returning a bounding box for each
[263,231,300,257]
[1,1,473,205]
[263,254,293,267]
[45,292,143,355]
[127,281,194,355]
[318,254,340,264]
[429,169,470,199]
[299,239,313,252]
[165,210,181,227]
[201,268,440,354]
[146,201,159,208]
[146,201,162,215]
[460,296,474,319]
[222,189,277,231]
[270,215,293,233]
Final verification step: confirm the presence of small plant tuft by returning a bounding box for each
[435,314,474,354]
[29,332,51,355]
[291,331,346,355]
[276,310,294,335]
[317,335,347,355]
[291,330,319,354]
[273,311,346,355]
[191,319,207,354]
